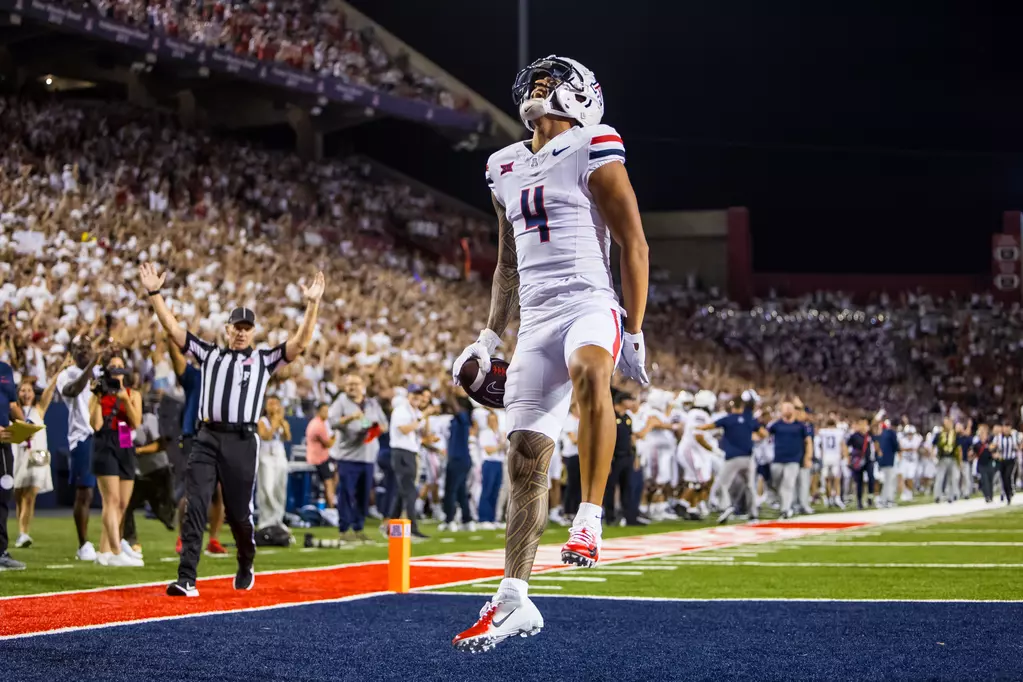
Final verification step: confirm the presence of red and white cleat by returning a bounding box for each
[561,525,601,567]
[452,597,544,653]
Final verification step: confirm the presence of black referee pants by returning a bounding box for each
[178,426,259,583]
[999,459,1017,503]
[603,456,633,524]
[0,444,13,555]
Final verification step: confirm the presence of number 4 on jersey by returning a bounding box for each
[520,185,549,243]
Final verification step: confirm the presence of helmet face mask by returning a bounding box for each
[512,55,604,132]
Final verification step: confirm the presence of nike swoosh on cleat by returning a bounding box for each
[492,608,517,628]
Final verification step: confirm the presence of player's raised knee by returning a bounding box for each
[568,347,613,402]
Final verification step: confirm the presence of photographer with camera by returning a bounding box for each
[328,373,387,542]
[87,353,144,567]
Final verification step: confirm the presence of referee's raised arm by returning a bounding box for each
[139,262,187,350]
[284,271,325,362]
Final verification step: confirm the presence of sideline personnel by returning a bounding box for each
[139,261,324,596]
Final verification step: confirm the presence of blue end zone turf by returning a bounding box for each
[2,595,1020,681]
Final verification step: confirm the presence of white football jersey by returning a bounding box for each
[679,409,713,458]
[635,403,675,449]
[899,432,923,462]
[486,124,626,318]
[817,427,846,461]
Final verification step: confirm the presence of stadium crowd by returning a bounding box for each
[0,94,1020,568]
[58,0,469,111]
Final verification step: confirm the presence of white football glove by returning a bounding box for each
[618,330,650,386]
[452,329,502,386]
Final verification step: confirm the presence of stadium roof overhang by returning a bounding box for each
[0,0,517,148]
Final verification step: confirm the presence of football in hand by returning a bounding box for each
[458,357,509,409]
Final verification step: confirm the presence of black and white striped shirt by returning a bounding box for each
[184,332,288,424]
[995,432,1020,460]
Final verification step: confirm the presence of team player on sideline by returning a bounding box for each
[451,54,650,652]
[817,419,847,508]
[899,425,922,501]
[677,390,718,519]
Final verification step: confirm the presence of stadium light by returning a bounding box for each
[44,76,53,86]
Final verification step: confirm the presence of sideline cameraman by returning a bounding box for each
[87,353,143,567]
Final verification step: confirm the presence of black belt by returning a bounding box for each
[202,421,256,434]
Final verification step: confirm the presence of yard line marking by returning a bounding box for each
[656,556,735,563]
[473,584,563,590]
[424,592,1023,604]
[439,538,455,543]
[531,576,606,583]
[908,529,1023,534]
[665,561,1023,569]
[782,541,1023,547]
[160,557,178,563]
[600,565,678,571]
[44,564,75,570]
[299,548,318,553]
[588,570,645,576]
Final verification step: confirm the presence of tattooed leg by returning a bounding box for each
[504,431,556,581]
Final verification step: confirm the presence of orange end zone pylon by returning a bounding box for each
[388,519,411,593]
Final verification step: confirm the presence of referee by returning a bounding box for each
[139,262,324,596]
[994,419,1019,505]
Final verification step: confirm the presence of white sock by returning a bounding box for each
[497,577,529,602]
[573,502,603,528]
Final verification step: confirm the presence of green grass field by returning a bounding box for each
[5,503,1022,601]
[429,505,1023,601]
[0,511,719,597]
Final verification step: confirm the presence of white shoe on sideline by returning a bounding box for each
[95,552,112,566]
[462,521,477,532]
[106,552,144,567]
[76,541,97,561]
[14,534,32,549]
[479,522,496,531]
[121,539,144,560]
[452,595,544,653]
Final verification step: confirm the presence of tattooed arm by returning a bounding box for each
[485,195,520,337]
[451,194,519,381]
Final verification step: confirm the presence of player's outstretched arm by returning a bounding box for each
[485,195,520,337]
[590,161,650,384]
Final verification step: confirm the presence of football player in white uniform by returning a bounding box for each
[635,389,677,519]
[677,390,719,519]
[451,55,649,652]
[898,425,922,501]
[816,419,847,508]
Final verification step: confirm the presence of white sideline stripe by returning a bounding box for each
[782,541,1023,547]
[666,561,1023,569]
[45,564,75,570]
[531,576,606,583]
[0,591,391,641]
[589,570,645,576]
[160,557,178,563]
[424,592,1023,604]
[909,529,1023,534]
[0,558,389,602]
[656,556,735,563]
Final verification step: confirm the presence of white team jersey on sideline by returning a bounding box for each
[817,427,846,462]
[899,432,923,462]
[486,124,626,321]
[679,409,713,459]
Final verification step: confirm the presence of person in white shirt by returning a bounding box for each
[477,411,506,529]
[12,364,65,549]
[387,385,432,539]
[256,396,291,532]
[55,337,100,561]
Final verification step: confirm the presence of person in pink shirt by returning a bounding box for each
[305,404,337,509]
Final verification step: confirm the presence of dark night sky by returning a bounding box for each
[344,0,1023,274]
